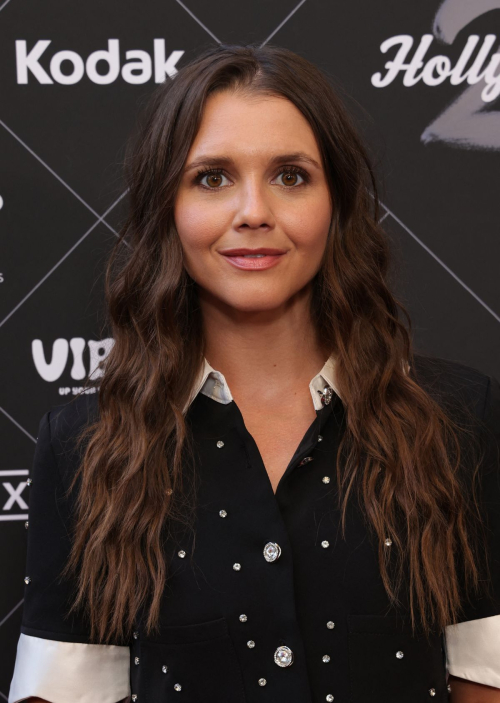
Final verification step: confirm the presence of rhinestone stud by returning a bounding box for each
[247,640,256,648]
[318,386,333,406]
[26,478,32,486]
[166,488,173,495]
[447,684,451,692]
[384,538,392,547]
[239,614,248,622]
[298,456,313,466]
[318,435,323,442]
[321,540,330,548]
[396,651,404,659]
[174,683,182,691]
[263,541,281,562]
[429,689,436,697]
[178,550,186,558]
[322,654,331,663]
[326,696,334,702]
[233,563,241,571]
[274,645,294,667]
[25,521,29,529]
[24,576,31,584]
[219,509,227,518]
[326,621,335,629]
[135,656,140,665]
[258,678,267,686]
[131,696,137,702]
[133,631,139,639]
[216,440,224,448]
[322,476,331,484]
[162,664,168,673]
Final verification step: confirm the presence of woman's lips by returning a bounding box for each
[220,253,286,270]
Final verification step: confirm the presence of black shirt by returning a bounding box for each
[9,353,500,703]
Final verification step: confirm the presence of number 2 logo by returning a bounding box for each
[422,0,500,149]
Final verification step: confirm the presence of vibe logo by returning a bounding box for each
[32,337,115,382]
[15,39,184,85]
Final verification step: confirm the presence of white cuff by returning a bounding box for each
[8,632,131,703]
[445,614,500,688]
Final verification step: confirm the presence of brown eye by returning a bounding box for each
[195,168,227,189]
[275,167,309,187]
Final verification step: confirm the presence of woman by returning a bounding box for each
[8,43,500,703]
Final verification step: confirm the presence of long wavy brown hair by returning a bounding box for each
[59,42,491,645]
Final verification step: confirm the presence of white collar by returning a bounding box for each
[183,353,341,415]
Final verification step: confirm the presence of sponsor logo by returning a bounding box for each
[32,336,114,387]
[372,34,500,103]
[15,39,184,84]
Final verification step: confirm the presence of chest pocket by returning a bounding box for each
[132,616,247,703]
[348,614,448,702]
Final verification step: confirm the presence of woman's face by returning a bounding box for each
[174,89,333,314]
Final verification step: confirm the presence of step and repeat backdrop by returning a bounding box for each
[1,0,499,691]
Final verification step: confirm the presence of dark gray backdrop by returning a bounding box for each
[1,0,499,692]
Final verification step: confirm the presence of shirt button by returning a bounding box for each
[239,614,248,622]
[263,542,281,562]
[321,540,330,548]
[247,640,256,648]
[322,654,331,663]
[233,563,242,571]
[326,695,334,702]
[258,678,267,686]
[274,645,294,667]
[322,476,331,484]
[326,621,335,629]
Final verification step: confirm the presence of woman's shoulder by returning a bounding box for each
[44,391,100,471]
[411,352,491,421]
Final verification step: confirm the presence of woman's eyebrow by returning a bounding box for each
[184,152,322,172]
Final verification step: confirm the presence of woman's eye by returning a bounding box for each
[195,166,309,190]
[196,169,230,189]
[274,168,307,187]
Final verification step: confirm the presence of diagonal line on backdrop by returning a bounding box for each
[0,190,129,330]
[0,598,24,629]
[0,0,13,11]
[174,0,221,43]
[381,202,500,323]
[0,118,120,237]
[260,0,308,46]
[0,406,36,443]
[175,0,307,48]
[378,211,390,223]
